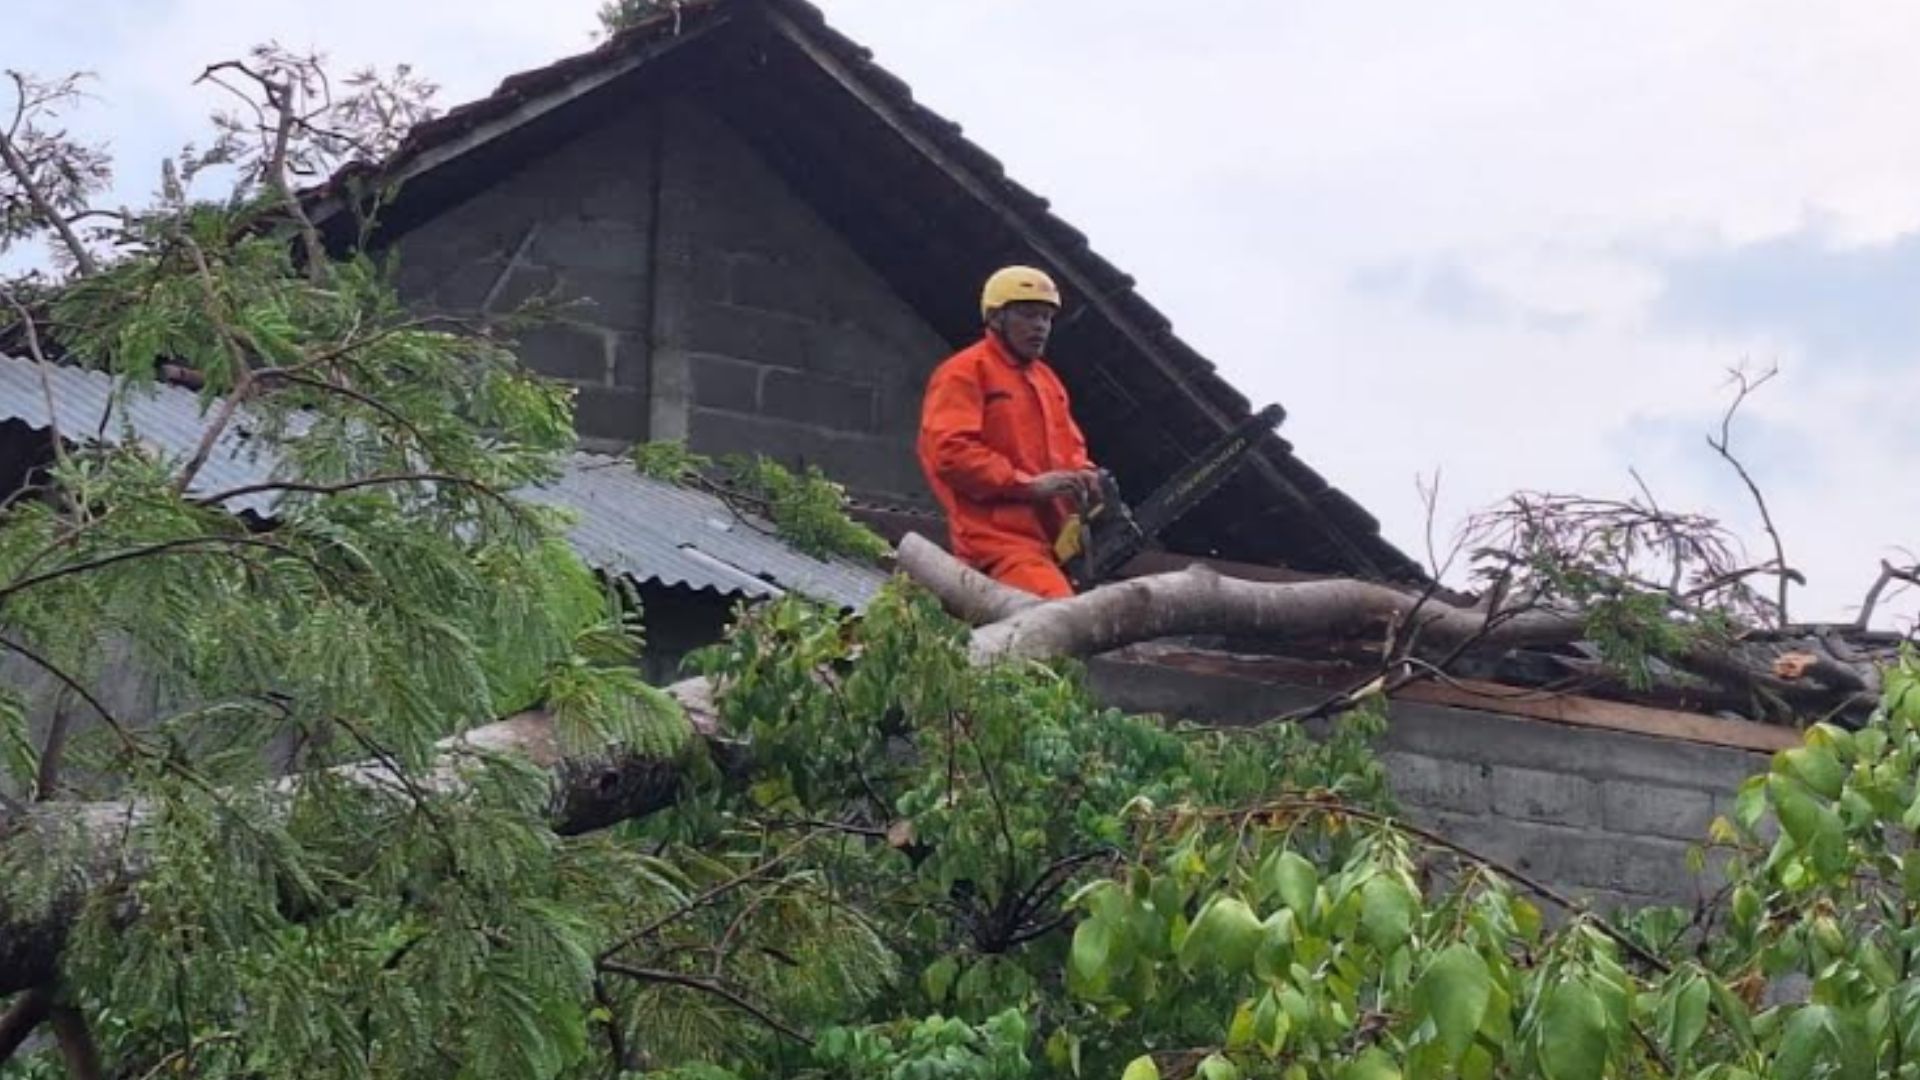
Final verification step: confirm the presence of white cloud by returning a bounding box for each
[812,0,1920,628]
[11,0,605,221]
[12,0,1919,627]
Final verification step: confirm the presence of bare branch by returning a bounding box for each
[1414,469,1455,582]
[1706,365,1798,626]
[1856,560,1920,632]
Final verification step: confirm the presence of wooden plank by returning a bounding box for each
[1388,678,1799,754]
[1132,648,1801,755]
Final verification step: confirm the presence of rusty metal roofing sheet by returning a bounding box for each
[0,353,883,609]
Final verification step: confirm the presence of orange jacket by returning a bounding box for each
[917,334,1094,568]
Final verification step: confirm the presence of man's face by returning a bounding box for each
[992,301,1056,361]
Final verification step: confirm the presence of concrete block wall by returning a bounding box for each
[392,97,951,503]
[650,101,949,502]
[1088,658,1773,912]
[1378,707,1754,911]
[391,107,659,443]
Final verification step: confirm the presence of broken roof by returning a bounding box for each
[0,352,884,609]
[307,0,1427,584]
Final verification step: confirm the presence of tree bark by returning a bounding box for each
[893,533,1038,626]
[0,679,726,995]
[0,987,52,1062]
[960,553,1585,663]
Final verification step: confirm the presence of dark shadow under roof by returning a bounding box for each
[310,0,1425,583]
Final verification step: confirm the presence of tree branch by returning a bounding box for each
[191,472,508,509]
[954,548,1584,663]
[597,960,812,1045]
[0,534,329,608]
[597,828,817,963]
[0,290,70,476]
[895,533,1037,626]
[0,74,99,277]
[1706,367,1797,625]
[0,636,130,750]
[0,987,52,1064]
[1855,561,1920,632]
[49,1003,102,1080]
[0,678,720,995]
[170,236,260,494]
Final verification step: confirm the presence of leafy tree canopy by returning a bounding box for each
[2,36,1917,1080]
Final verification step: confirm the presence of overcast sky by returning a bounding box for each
[11,0,1918,626]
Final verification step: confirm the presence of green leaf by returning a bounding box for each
[1254,909,1296,982]
[1902,787,1920,832]
[1267,850,1319,916]
[1666,973,1709,1065]
[1253,990,1290,1055]
[1416,944,1493,1065]
[923,956,959,1004]
[1197,1054,1240,1080]
[1181,896,1266,975]
[1735,774,1768,829]
[1510,896,1543,942]
[1772,1005,1836,1080]
[1340,1048,1402,1080]
[1070,917,1114,993]
[1121,1055,1162,1080]
[1768,773,1844,875]
[1360,875,1418,953]
[1778,746,1845,800]
[0,688,36,793]
[1537,979,1609,1080]
[1226,1000,1257,1051]
[1046,1030,1084,1077]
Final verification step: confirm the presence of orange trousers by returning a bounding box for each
[984,551,1073,600]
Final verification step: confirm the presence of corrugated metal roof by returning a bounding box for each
[0,351,285,517]
[0,353,883,609]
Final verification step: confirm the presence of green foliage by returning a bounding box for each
[812,1011,1032,1080]
[632,440,891,564]
[13,38,1920,1080]
[0,139,682,1077]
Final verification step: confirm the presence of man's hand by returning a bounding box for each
[1024,469,1101,505]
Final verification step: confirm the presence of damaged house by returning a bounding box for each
[1,0,1880,912]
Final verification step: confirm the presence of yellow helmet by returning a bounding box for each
[980,266,1062,319]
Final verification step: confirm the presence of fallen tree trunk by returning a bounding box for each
[917,541,1589,662]
[0,679,726,995]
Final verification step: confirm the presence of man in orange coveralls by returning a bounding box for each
[917,266,1101,600]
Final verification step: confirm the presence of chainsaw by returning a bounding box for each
[1052,403,1286,590]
